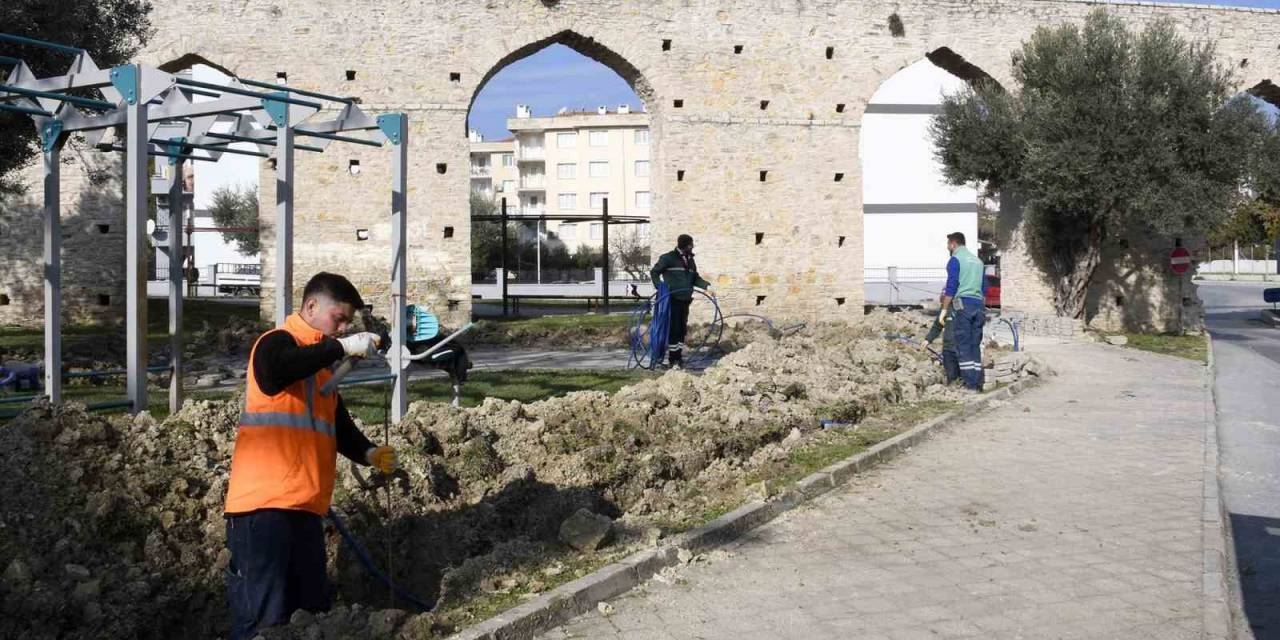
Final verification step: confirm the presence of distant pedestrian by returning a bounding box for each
[650,234,713,368]
[939,232,985,390]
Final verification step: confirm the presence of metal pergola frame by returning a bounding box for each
[1,32,413,421]
[473,197,650,315]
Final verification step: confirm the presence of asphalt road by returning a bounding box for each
[1200,281,1280,639]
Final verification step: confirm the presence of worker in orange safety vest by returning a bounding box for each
[223,272,397,639]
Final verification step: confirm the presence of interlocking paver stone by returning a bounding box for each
[538,342,1209,639]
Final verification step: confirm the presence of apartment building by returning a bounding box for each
[470,104,651,251]
[468,131,518,203]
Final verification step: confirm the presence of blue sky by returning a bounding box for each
[468,44,643,140]
[469,2,1279,138]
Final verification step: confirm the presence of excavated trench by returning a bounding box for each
[0,311,987,639]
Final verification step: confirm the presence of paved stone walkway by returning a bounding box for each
[538,342,1212,639]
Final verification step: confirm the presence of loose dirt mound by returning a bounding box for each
[1,310,966,639]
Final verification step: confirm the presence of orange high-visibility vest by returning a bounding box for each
[224,314,340,516]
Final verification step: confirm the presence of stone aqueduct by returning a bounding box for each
[3,0,1280,329]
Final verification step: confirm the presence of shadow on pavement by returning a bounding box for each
[1229,512,1280,639]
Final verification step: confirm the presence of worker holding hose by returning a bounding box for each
[223,272,399,639]
[650,234,714,368]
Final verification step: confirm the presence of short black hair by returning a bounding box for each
[947,232,966,246]
[302,272,364,309]
[677,234,694,249]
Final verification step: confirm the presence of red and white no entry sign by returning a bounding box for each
[1170,246,1191,274]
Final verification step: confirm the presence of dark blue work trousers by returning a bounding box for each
[952,298,986,390]
[225,509,331,640]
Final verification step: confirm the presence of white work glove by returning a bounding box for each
[338,332,380,358]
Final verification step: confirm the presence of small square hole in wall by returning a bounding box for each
[1241,58,1249,68]
[888,13,905,38]
[754,232,764,245]
[96,224,110,234]
[838,235,846,247]
[443,226,454,238]
[759,100,769,110]
[758,170,768,182]
[733,44,743,54]
[825,46,835,60]
[835,297,846,306]
[96,294,110,306]
[677,169,685,181]
[755,295,766,306]
[447,299,460,311]
[662,39,672,51]
[673,99,683,108]
[834,172,844,182]
[835,103,846,113]
[1115,295,1125,307]
[0,294,9,306]
[348,159,360,175]
[276,71,288,82]
[356,229,370,241]
[268,158,278,170]
[450,72,461,82]
[345,70,356,81]
[436,163,447,174]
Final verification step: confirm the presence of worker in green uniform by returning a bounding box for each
[650,234,713,368]
[939,232,986,390]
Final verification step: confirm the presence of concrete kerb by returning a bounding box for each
[447,359,1052,640]
[1202,334,1241,639]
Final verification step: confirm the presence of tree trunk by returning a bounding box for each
[1051,220,1104,319]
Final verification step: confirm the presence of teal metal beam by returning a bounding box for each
[0,33,85,55]
[0,83,114,109]
[237,77,354,104]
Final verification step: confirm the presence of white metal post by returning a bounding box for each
[168,157,185,414]
[275,122,294,325]
[42,144,61,403]
[1233,240,1239,277]
[389,113,408,422]
[125,75,149,413]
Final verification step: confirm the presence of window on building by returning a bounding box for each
[589,192,607,209]
[589,130,609,146]
[557,163,576,179]
[501,180,515,193]
[634,160,650,177]
[635,191,651,209]
[590,222,603,241]
[634,129,650,145]
[557,132,577,148]
[589,161,609,178]
[558,193,576,210]
[501,154,514,167]
[560,223,577,241]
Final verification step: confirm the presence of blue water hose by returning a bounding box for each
[627,288,726,370]
[326,507,433,612]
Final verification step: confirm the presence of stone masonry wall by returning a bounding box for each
[0,142,125,328]
[5,0,1279,328]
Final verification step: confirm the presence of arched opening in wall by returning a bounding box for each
[466,31,655,317]
[1201,88,1280,279]
[859,49,1000,308]
[148,56,263,300]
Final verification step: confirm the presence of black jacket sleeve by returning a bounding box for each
[336,396,375,464]
[251,330,346,396]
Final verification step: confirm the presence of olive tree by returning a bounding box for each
[931,9,1266,318]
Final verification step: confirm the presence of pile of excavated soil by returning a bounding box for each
[1,310,973,639]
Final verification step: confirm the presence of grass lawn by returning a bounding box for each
[0,298,261,353]
[1116,332,1207,362]
[0,368,653,422]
